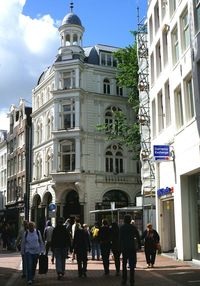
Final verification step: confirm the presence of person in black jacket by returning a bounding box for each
[110,222,120,276]
[51,217,71,280]
[73,223,91,277]
[141,223,160,268]
[119,215,141,286]
[99,219,111,275]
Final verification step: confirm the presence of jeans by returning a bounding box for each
[54,248,67,275]
[24,252,39,282]
[122,251,136,285]
[91,241,101,259]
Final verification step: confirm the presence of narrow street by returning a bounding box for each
[0,251,199,286]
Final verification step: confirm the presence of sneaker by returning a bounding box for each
[147,264,150,268]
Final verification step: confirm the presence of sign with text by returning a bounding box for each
[153,145,170,157]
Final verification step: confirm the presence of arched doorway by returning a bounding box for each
[31,194,45,234]
[102,189,129,208]
[43,192,53,221]
[63,190,82,223]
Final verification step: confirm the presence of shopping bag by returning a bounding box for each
[39,254,48,274]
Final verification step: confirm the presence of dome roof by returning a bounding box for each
[62,12,82,27]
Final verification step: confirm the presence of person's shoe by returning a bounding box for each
[27,281,32,285]
[147,264,150,268]
[151,263,154,268]
[57,273,62,280]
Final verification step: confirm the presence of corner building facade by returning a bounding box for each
[30,6,141,232]
[148,0,200,262]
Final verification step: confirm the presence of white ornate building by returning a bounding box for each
[30,4,141,231]
[148,0,200,262]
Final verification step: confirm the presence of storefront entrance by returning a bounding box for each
[162,199,175,252]
[63,190,83,223]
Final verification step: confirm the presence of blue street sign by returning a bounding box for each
[153,145,170,157]
[49,203,56,212]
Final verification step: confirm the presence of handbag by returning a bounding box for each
[39,254,48,274]
[156,243,161,254]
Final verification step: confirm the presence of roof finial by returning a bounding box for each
[70,1,74,13]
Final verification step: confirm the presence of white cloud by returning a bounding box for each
[0,0,59,129]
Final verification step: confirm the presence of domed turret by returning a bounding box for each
[59,1,84,50]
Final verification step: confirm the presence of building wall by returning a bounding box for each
[148,0,200,261]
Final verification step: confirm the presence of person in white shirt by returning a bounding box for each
[21,221,45,285]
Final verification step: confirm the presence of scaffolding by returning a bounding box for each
[136,9,155,221]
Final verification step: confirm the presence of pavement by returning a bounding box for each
[0,250,200,286]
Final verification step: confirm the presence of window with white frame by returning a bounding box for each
[100,52,117,67]
[116,80,123,96]
[150,52,155,86]
[194,0,200,32]
[181,8,190,52]
[171,25,179,65]
[156,40,162,76]
[46,113,53,139]
[162,30,168,66]
[105,144,124,174]
[36,120,43,145]
[105,106,122,133]
[60,140,75,172]
[154,1,160,33]
[103,78,111,94]
[184,75,194,121]
[161,0,167,20]
[157,91,164,132]
[149,15,153,44]
[35,154,42,180]
[174,87,184,129]
[152,99,156,138]
[164,81,171,127]
[62,71,76,89]
[169,0,177,17]
[46,149,52,176]
[61,101,75,129]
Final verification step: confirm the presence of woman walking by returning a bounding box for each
[141,223,160,268]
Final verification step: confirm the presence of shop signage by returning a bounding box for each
[153,145,172,161]
[157,187,174,197]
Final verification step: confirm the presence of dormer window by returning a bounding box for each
[100,52,117,67]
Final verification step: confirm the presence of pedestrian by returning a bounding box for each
[63,218,72,259]
[51,217,71,280]
[16,220,28,278]
[119,214,141,286]
[21,221,45,285]
[110,222,120,276]
[141,223,160,268]
[43,220,54,264]
[90,222,101,260]
[73,223,91,277]
[71,217,80,261]
[99,219,111,275]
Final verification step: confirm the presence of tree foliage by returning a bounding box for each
[97,38,140,159]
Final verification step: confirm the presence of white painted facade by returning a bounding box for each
[0,131,7,214]
[147,0,200,262]
[30,6,141,229]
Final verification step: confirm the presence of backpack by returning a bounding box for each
[92,227,99,238]
[25,229,41,243]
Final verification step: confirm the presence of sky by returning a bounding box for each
[0,0,147,130]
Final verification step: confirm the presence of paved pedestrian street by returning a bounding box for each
[0,251,200,286]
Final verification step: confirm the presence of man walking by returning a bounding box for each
[119,215,141,286]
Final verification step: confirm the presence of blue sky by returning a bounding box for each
[0,0,147,129]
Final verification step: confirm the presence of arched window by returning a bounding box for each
[46,113,53,139]
[105,106,122,133]
[105,144,124,173]
[73,34,78,45]
[65,34,70,46]
[103,78,110,94]
[46,149,52,176]
[35,153,42,180]
[102,189,128,208]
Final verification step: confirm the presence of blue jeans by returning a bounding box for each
[54,248,67,275]
[24,252,39,282]
[91,241,100,259]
